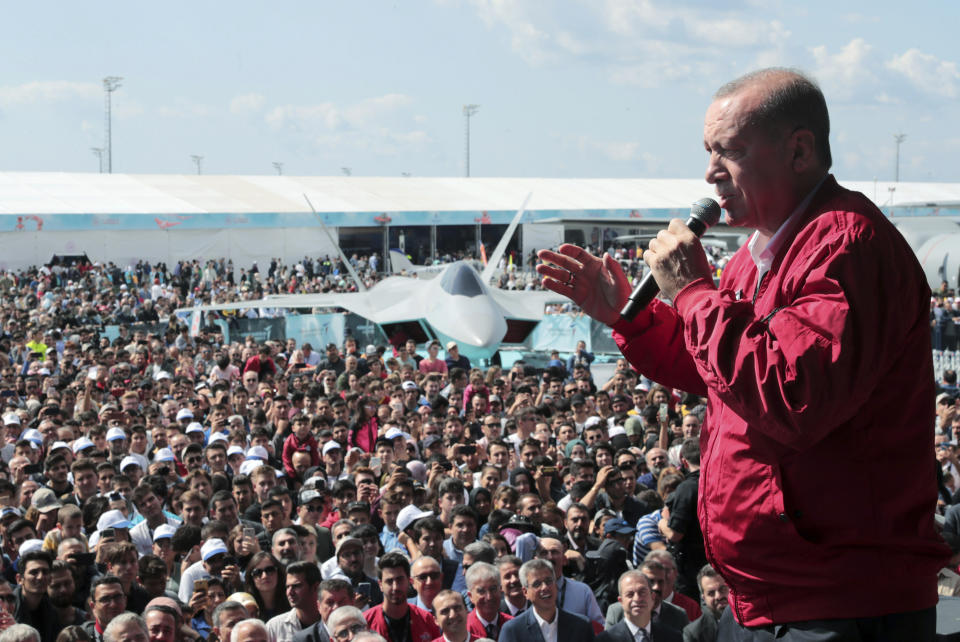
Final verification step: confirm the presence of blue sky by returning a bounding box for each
[1,1,958,182]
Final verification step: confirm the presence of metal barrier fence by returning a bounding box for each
[932,351,960,382]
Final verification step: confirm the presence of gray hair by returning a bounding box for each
[272,527,300,545]
[465,561,500,592]
[644,549,677,573]
[230,619,269,642]
[495,554,522,570]
[518,558,555,588]
[212,600,248,628]
[104,614,148,642]
[463,541,496,565]
[617,570,650,595]
[328,605,366,632]
[0,625,40,642]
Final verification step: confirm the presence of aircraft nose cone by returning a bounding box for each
[429,295,507,349]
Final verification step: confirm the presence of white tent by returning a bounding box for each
[0,171,957,270]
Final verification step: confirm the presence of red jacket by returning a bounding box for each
[466,608,512,640]
[365,603,440,642]
[281,432,320,478]
[612,176,948,626]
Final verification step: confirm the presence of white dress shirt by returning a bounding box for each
[624,618,652,641]
[532,608,559,642]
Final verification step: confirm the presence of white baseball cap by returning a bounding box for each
[396,505,433,532]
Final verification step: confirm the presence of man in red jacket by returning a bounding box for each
[365,552,441,642]
[537,67,949,639]
[464,562,512,640]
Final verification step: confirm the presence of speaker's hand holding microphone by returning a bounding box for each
[620,198,721,321]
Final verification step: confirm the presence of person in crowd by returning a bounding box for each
[597,570,680,642]
[498,558,595,642]
[682,565,728,642]
[266,560,323,640]
[364,552,441,642]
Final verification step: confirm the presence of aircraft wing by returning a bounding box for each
[178,276,427,323]
[485,288,571,319]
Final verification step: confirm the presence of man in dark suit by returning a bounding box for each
[498,555,528,617]
[499,558,595,642]
[682,565,728,642]
[598,570,681,642]
[605,560,689,634]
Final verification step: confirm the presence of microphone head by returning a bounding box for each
[690,198,721,228]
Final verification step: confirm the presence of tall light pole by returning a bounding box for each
[463,104,479,177]
[91,147,104,173]
[894,133,906,182]
[273,162,284,175]
[103,76,122,173]
[191,155,203,175]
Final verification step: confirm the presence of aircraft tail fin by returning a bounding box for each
[482,192,531,284]
[389,250,416,274]
[304,194,367,292]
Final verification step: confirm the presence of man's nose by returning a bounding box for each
[705,151,724,184]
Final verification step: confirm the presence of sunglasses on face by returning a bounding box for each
[251,566,278,579]
[413,571,442,582]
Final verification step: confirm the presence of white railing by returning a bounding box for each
[933,350,960,382]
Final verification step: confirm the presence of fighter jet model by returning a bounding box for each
[180,196,568,362]
[893,218,960,291]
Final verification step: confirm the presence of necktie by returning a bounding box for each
[636,628,650,642]
[485,621,498,639]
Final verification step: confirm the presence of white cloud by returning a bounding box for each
[156,99,214,119]
[886,49,960,98]
[266,102,342,130]
[266,93,415,132]
[810,38,874,98]
[266,93,428,157]
[453,0,794,87]
[114,101,145,119]
[564,133,658,170]
[346,94,413,124]
[0,80,100,106]
[230,93,266,115]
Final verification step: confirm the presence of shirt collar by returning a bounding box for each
[475,611,494,628]
[748,176,827,274]
[532,608,558,628]
[624,618,652,639]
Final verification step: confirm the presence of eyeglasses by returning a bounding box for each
[334,624,367,641]
[251,566,278,579]
[412,571,442,582]
[97,593,126,604]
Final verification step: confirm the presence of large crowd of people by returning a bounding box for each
[0,252,742,642]
[0,212,947,642]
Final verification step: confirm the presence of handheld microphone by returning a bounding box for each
[619,197,721,321]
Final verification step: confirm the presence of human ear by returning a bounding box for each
[790,128,818,173]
